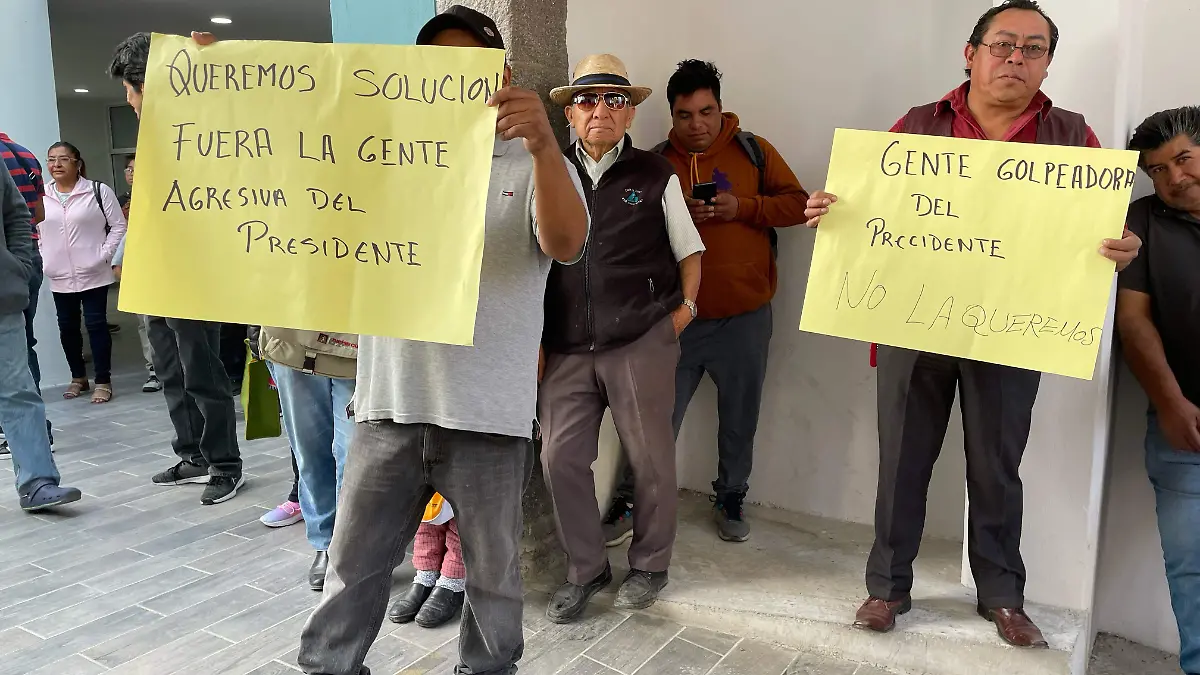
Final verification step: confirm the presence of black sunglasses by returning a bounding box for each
[572,91,630,111]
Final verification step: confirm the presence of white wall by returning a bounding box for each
[1092,0,1200,655]
[570,0,1166,616]
[55,98,122,192]
[2,0,69,387]
[569,0,988,543]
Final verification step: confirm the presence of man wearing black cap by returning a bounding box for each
[297,6,589,675]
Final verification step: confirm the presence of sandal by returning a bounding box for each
[63,379,90,400]
[91,384,113,404]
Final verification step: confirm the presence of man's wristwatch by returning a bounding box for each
[682,299,698,319]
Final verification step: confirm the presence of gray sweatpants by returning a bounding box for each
[298,421,532,675]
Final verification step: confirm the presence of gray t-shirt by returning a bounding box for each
[354,137,587,438]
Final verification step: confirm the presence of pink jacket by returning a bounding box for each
[39,178,127,294]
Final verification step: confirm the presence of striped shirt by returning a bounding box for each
[0,132,44,236]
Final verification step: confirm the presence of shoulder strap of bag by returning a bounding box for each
[735,131,778,257]
[92,181,110,234]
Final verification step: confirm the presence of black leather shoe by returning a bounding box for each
[546,564,612,624]
[615,569,669,610]
[415,586,465,628]
[308,551,328,591]
[388,583,434,624]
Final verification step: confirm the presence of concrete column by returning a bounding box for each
[332,0,569,583]
[1,0,69,387]
[437,0,571,146]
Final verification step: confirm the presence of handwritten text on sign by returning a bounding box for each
[799,129,1138,379]
[118,35,505,345]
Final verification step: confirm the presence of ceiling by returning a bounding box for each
[48,0,333,102]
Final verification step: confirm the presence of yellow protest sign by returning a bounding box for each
[799,129,1138,379]
[119,34,505,345]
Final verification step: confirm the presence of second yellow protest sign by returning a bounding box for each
[119,34,505,345]
[799,129,1138,379]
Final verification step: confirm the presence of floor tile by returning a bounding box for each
[585,613,684,673]
[709,639,797,675]
[677,626,740,656]
[631,637,722,674]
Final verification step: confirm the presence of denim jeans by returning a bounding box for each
[0,312,60,495]
[1146,410,1200,675]
[298,422,531,675]
[53,285,112,385]
[271,364,354,552]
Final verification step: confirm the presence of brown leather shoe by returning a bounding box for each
[853,596,912,633]
[978,605,1049,648]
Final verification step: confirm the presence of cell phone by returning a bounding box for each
[691,182,717,204]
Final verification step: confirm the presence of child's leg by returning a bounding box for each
[436,519,466,592]
[412,521,448,586]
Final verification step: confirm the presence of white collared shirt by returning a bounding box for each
[574,138,705,263]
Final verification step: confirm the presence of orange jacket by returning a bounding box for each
[659,113,808,319]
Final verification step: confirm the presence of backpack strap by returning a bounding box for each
[92,181,110,235]
[734,131,767,194]
[734,131,779,257]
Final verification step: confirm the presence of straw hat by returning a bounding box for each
[549,54,653,107]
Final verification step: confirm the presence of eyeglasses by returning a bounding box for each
[981,41,1049,60]
[572,92,629,112]
[124,167,134,174]
[46,157,77,166]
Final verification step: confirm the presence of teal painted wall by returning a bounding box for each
[330,0,436,44]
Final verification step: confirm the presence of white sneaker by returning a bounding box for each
[143,374,163,393]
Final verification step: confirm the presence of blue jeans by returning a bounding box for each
[272,364,354,552]
[0,312,59,494]
[1146,411,1200,675]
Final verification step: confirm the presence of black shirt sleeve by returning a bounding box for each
[1118,199,1151,294]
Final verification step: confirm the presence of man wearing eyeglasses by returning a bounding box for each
[539,54,703,623]
[804,0,1142,648]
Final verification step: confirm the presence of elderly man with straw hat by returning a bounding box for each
[539,54,704,623]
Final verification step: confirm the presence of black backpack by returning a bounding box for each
[653,131,778,257]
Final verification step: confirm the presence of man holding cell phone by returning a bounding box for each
[601,60,808,548]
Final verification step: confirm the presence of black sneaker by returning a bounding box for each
[713,493,750,542]
[152,461,210,486]
[0,440,9,460]
[601,497,634,547]
[201,475,245,505]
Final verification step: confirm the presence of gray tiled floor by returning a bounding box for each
[0,352,884,675]
[3,320,1168,675]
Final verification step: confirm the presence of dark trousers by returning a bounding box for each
[52,285,112,385]
[288,449,300,503]
[147,316,241,477]
[541,316,680,584]
[866,346,1040,609]
[298,421,530,675]
[24,254,43,390]
[219,323,248,385]
[615,303,772,502]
